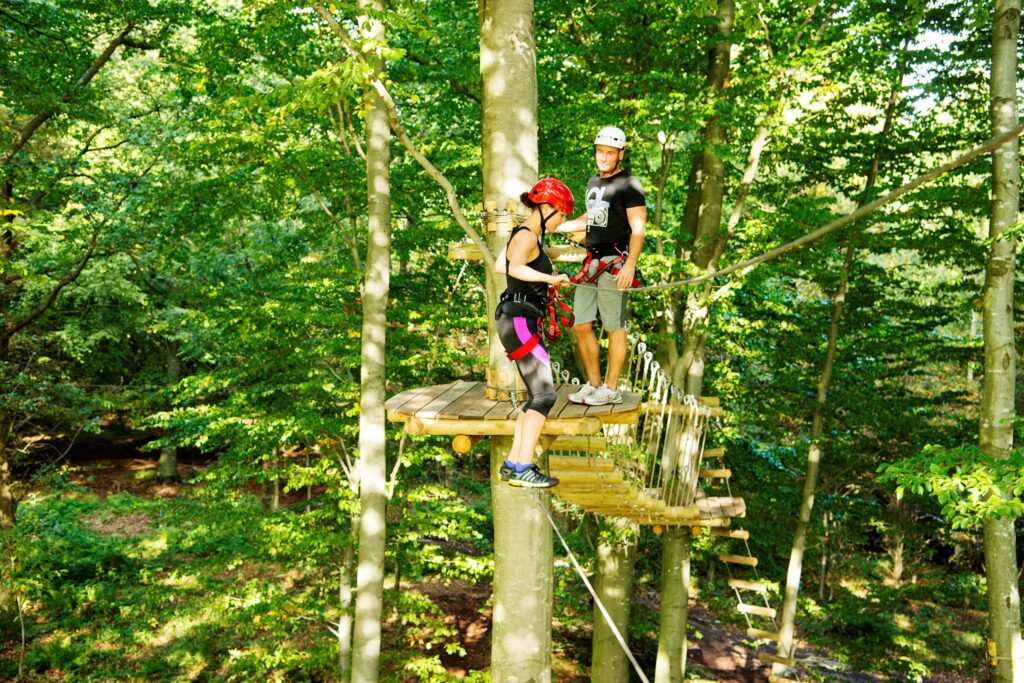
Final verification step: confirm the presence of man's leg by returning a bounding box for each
[574,321,603,388]
[605,326,627,391]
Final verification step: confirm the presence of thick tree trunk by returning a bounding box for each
[655,527,691,683]
[479,2,550,680]
[591,519,640,682]
[350,0,392,680]
[658,6,732,679]
[982,2,1022,680]
[157,340,181,481]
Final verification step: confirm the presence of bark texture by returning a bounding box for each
[655,526,691,683]
[350,0,392,680]
[591,520,640,682]
[479,2,551,681]
[982,2,1022,680]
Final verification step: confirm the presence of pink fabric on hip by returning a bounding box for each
[513,316,550,365]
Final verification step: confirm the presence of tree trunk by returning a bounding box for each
[339,512,359,682]
[480,1,550,678]
[350,0,392,679]
[655,526,691,683]
[157,340,181,481]
[591,519,640,682]
[773,51,908,673]
[0,411,16,614]
[691,0,734,270]
[658,5,732,679]
[982,2,1022,680]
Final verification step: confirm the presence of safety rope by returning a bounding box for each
[565,124,1024,294]
[544,507,651,683]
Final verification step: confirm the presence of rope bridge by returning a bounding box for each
[544,335,743,527]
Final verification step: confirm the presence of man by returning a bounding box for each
[556,126,646,406]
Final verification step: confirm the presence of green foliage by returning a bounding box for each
[878,445,1024,528]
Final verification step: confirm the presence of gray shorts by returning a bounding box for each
[573,256,629,331]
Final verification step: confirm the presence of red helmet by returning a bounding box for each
[527,178,574,215]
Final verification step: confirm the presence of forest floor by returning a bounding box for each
[3,450,987,682]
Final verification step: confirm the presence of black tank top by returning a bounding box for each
[501,225,552,311]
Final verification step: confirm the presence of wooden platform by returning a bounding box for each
[385,381,642,437]
[385,381,743,527]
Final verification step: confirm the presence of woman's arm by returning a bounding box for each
[503,230,566,285]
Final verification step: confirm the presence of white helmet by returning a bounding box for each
[594,126,627,149]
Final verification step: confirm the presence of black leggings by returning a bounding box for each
[496,313,557,417]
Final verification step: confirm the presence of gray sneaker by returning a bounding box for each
[507,464,560,489]
[568,383,599,404]
[583,384,623,406]
[498,461,515,481]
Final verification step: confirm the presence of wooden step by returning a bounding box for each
[550,470,624,486]
[547,437,609,454]
[710,528,749,540]
[548,454,614,470]
[699,468,731,479]
[738,604,777,618]
[768,677,799,683]
[757,652,795,668]
[728,578,770,592]
[702,447,725,458]
[719,554,758,567]
[746,627,778,641]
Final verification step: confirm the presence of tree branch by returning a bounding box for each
[310,3,494,272]
[1,25,135,169]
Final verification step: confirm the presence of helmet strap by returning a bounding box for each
[539,208,558,236]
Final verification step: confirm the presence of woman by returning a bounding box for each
[493,178,574,488]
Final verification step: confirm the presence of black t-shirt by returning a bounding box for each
[585,170,645,255]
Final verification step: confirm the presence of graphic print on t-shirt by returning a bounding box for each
[586,185,609,229]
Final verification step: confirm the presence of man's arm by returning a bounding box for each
[615,204,646,289]
[556,212,588,234]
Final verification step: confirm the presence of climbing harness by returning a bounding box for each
[499,284,574,361]
[570,248,643,289]
[544,283,574,341]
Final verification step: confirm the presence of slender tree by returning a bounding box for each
[773,47,910,673]
[591,519,640,681]
[981,1,1021,680]
[349,0,393,679]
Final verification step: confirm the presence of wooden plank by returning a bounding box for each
[407,415,603,437]
[757,653,795,668]
[728,578,770,592]
[710,528,749,540]
[384,385,433,413]
[546,384,578,419]
[548,452,614,468]
[738,604,777,618]
[483,398,518,420]
[416,381,478,419]
[549,470,624,486]
[386,383,454,420]
[719,554,758,567]
[558,392,592,418]
[699,469,732,479]
[442,383,491,419]
[746,628,778,641]
[699,396,721,407]
[702,447,726,458]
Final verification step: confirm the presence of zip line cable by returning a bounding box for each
[566,124,1024,293]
